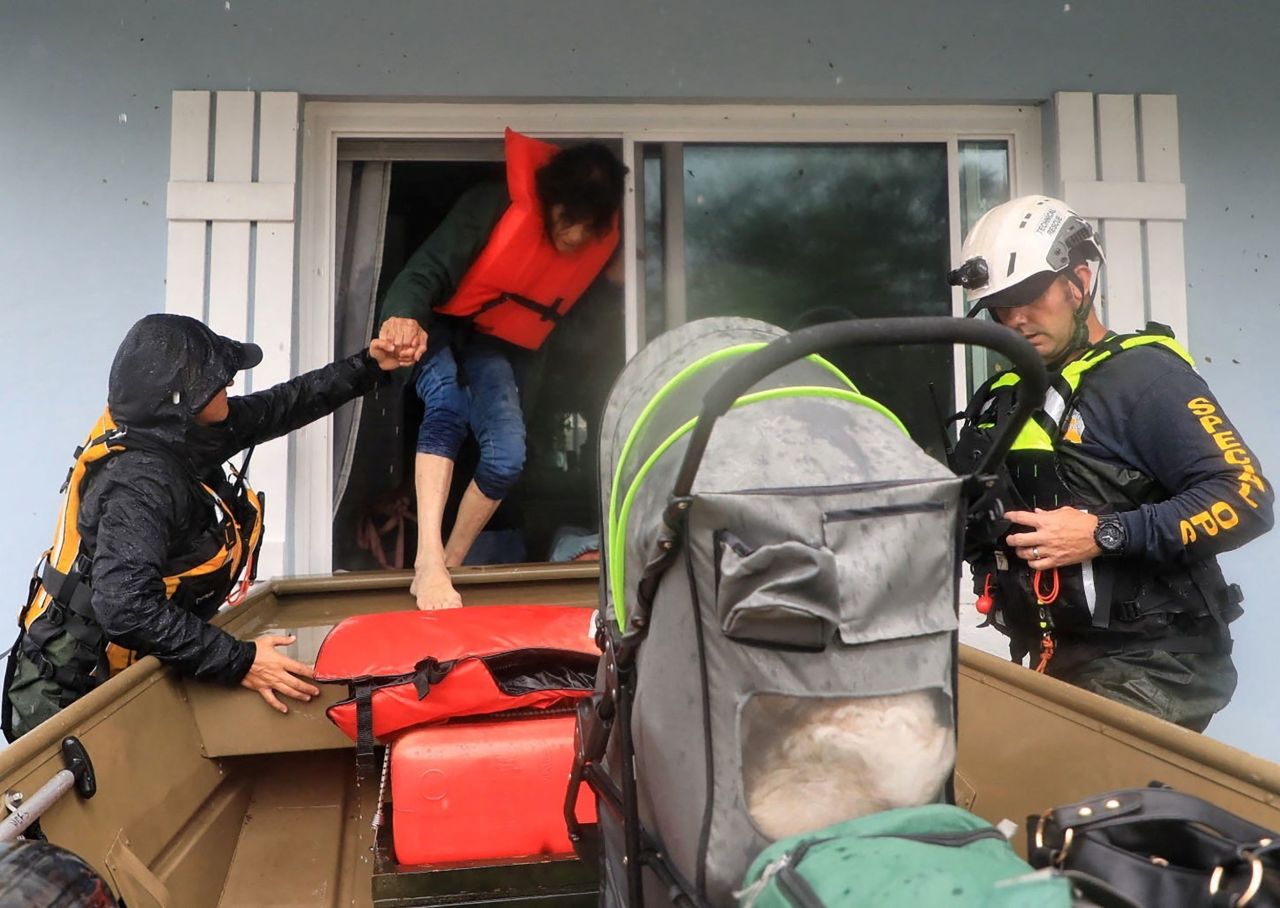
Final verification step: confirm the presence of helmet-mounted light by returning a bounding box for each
[947,257,990,291]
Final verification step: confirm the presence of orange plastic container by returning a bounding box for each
[390,713,597,865]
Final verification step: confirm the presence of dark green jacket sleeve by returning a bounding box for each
[378,181,511,330]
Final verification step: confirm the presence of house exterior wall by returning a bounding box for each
[3,0,1278,757]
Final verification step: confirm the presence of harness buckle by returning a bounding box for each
[1113,599,1142,623]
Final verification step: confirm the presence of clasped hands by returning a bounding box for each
[368,317,429,370]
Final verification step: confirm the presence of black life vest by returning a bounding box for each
[10,409,265,704]
[952,328,1240,658]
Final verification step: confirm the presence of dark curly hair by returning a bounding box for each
[535,143,628,239]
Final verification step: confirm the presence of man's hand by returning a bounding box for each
[378,317,428,367]
[1004,508,1101,570]
[369,337,412,371]
[239,634,321,714]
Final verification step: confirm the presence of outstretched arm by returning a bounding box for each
[216,344,403,457]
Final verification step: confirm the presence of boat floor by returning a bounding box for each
[206,748,596,908]
[215,750,373,908]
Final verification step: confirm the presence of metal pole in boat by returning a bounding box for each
[0,737,96,842]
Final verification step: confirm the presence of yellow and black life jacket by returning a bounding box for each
[953,327,1239,657]
[13,409,265,697]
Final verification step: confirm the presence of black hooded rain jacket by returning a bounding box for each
[79,314,385,684]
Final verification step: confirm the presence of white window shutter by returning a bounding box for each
[1052,92,1189,342]
[165,90,300,581]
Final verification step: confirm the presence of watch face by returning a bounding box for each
[1097,522,1124,551]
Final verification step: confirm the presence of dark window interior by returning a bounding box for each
[333,157,625,572]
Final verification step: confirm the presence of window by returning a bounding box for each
[640,139,1015,461]
[643,142,953,457]
[329,139,625,571]
[297,103,1042,573]
[958,140,1013,391]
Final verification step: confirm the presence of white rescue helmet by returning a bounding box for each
[949,195,1105,316]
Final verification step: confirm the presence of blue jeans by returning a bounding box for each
[413,343,527,500]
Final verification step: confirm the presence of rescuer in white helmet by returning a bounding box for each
[949,195,1272,731]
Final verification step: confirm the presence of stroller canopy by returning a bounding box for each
[599,317,948,631]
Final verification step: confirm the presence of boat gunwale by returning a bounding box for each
[960,645,1280,799]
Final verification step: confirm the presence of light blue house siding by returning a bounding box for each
[3,0,1278,757]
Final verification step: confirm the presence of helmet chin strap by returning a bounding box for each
[1046,262,1102,370]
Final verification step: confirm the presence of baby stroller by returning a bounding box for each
[566,316,1045,906]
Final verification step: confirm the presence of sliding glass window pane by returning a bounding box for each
[643,148,666,342]
[958,141,1011,237]
[958,141,1012,392]
[675,143,953,459]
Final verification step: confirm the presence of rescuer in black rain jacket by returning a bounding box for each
[4,313,414,738]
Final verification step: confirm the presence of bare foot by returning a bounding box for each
[414,569,462,610]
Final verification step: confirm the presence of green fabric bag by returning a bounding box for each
[737,804,1074,908]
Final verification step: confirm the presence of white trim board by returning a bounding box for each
[167,182,296,222]
[1051,92,1188,340]
[164,90,300,581]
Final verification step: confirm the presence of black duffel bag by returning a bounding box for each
[1029,785,1280,907]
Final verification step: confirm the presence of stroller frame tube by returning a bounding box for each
[673,317,1047,499]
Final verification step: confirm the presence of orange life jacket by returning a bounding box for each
[433,128,619,350]
[313,605,599,749]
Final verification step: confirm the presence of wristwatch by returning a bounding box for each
[1093,513,1127,555]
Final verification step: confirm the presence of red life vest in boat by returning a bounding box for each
[313,605,600,745]
[432,128,619,350]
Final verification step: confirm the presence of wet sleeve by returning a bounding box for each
[377,181,510,329]
[219,351,389,455]
[1111,369,1273,563]
[90,474,256,685]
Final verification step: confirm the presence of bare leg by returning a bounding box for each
[443,480,503,568]
[411,453,462,610]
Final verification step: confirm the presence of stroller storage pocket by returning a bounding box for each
[715,530,840,650]
[822,497,957,644]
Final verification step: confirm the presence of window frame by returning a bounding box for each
[296,100,1043,574]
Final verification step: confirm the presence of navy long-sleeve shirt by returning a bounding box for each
[1064,343,1272,564]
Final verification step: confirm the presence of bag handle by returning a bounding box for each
[1046,787,1278,847]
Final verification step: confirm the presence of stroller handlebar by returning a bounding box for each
[671,316,1048,498]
